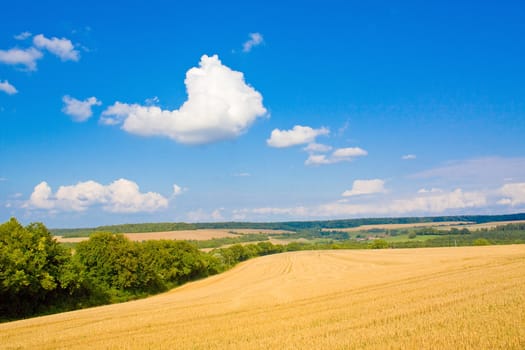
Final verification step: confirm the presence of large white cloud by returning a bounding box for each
[101,54,266,144]
[342,179,386,197]
[0,47,43,71]
[305,147,368,166]
[498,182,525,206]
[62,95,102,122]
[0,80,18,95]
[33,34,79,61]
[26,179,169,213]
[267,125,329,148]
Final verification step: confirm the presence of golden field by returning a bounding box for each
[1,245,524,349]
[56,228,292,243]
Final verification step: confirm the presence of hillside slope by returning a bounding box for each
[1,246,524,349]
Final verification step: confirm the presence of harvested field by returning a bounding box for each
[55,228,292,243]
[323,221,471,232]
[436,220,525,231]
[1,245,524,349]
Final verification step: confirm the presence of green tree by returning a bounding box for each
[369,239,389,249]
[0,218,75,317]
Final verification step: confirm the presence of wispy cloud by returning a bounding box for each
[411,157,525,185]
[402,154,416,160]
[0,80,18,95]
[305,147,368,166]
[14,31,32,40]
[243,32,264,52]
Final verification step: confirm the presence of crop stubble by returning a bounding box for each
[1,245,524,349]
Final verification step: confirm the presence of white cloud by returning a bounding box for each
[187,208,224,222]
[498,182,525,206]
[332,147,368,158]
[243,32,264,52]
[267,125,329,148]
[26,179,168,213]
[305,147,368,166]
[418,188,443,194]
[0,47,43,71]
[402,154,416,160]
[28,182,55,210]
[236,188,487,220]
[342,179,386,197]
[33,34,79,61]
[303,142,332,153]
[211,208,224,220]
[234,172,251,177]
[173,184,183,196]
[62,95,102,122]
[0,80,18,95]
[101,54,266,144]
[14,31,32,40]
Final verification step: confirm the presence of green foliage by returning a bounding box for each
[0,218,91,318]
[369,239,390,249]
[473,238,491,246]
[408,232,417,239]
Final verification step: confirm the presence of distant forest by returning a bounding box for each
[51,212,525,238]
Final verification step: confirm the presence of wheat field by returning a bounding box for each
[1,245,524,349]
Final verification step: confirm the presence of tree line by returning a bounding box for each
[52,213,525,238]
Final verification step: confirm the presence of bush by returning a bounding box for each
[473,238,490,246]
[369,239,389,249]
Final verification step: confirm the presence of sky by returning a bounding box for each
[1,0,524,228]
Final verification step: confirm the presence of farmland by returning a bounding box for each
[55,228,292,243]
[1,245,524,349]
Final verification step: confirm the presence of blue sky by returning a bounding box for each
[1,0,524,227]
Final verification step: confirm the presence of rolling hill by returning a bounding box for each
[1,245,524,349]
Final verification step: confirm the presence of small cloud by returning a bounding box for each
[418,188,443,194]
[305,147,368,166]
[402,154,417,160]
[303,143,332,153]
[267,125,329,148]
[342,179,386,197]
[145,96,160,106]
[62,95,102,122]
[0,47,43,71]
[0,177,7,182]
[234,172,251,177]
[33,34,80,61]
[173,184,184,196]
[243,32,264,52]
[14,31,32,40]
[211,208,224,220]
[0,80,18,95]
